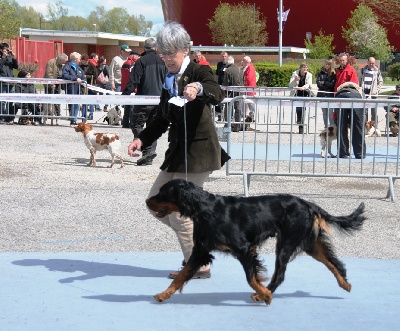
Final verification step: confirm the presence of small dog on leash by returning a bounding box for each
[104,106,123,126]
[365,121,382,137]
[73,122,124,168]
[320,126,337,158]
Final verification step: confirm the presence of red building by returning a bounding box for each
[161,0,400,52]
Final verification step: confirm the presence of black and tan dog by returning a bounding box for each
[146,179,366,305]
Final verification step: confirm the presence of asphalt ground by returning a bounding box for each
[1,110,400,330]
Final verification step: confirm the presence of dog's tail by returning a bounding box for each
[317,202,366,235]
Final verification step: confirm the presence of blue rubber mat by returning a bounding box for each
[1,252,399,330]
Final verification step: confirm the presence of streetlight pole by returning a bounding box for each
[278,0,283,67]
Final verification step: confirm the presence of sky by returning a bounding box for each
[17,0,165,34]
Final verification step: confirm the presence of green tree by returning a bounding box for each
[207,2,268,46]
[356,0,400,33]
[0,0,21,39]
[304,30,335,59]
[342,4,394,62]
[88,6,152,36]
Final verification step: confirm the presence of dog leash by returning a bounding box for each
[183,101,188,181]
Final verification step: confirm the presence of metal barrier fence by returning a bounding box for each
[218,90,400,202]
[0,77,159,124]
[2,79,400,201]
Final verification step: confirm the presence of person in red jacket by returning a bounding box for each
[242,55,257,121]
[334,53,359,92]
[194,50,210,66]
[121,51,140,92]
[121,51,140,127]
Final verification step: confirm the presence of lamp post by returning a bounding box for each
[39,16,46,29]
[278,0,283,67]
[93,24,97,32]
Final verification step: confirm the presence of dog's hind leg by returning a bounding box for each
[307,234,351,292]
[112,153,124,168]
[108,155,116,168]
[237,248,272,305]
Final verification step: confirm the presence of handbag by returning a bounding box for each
[97,71,109,85]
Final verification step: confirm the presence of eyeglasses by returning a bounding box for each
[160,51,178,59]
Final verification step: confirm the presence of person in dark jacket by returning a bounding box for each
[335,82,366,159]
[10,70,42,125]
[128,22,230,279]
[214,51,228,114]
[62,52,87,126]
[222,55,244,131]
[0,43,18,123]
[80,53,98,121]
[123,38,167,165]
[316,59,336,128]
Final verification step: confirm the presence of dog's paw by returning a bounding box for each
[154,292,171,302]
[250,292,272,305]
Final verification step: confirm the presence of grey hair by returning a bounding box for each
[156,21,191,55]
[69,52,81,62]
[243,56,251,63]
[144,38,156,49]
[226,55,234,65]
[56,53,68,62]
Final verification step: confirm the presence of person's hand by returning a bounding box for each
[111,83,116,90]
[184,83,199,101]
[77,78,82,84]
[128,139,142,157]
[294,75,300,81]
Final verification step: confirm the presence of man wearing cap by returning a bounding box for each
[122,37,167,166]
[109,44,132,92]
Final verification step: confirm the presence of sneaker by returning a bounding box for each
[136,153,157,166]
[7,120,14,125]
[88,114,93,120]
[103,107,108,112]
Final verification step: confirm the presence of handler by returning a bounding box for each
[127,22,230,279]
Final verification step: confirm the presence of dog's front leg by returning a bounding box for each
[154,264,194,302]
[89,147,96,167]
[327,138,336,158]
[108,155,115,168]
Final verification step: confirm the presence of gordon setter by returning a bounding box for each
[146,179,366,305]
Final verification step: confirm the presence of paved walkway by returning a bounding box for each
[1,252,399,330]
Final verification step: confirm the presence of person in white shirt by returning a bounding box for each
[109,44,132,92]
[359,57,383,121]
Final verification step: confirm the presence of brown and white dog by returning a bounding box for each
[365,121,382,137]
[320,126,337,158]
[74,122,124,168]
